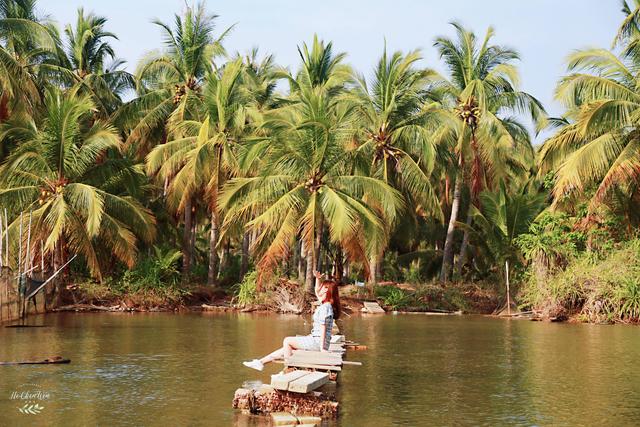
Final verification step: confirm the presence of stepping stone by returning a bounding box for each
[297,415,322,426]
[271,412,298,425]
[363,301,385,313]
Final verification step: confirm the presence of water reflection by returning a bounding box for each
[0,313,639,426]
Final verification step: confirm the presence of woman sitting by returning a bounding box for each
[243,271,341,371]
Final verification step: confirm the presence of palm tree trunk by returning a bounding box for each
[455,208,473,278]
[54,243,66,308]
[305,250,314,294]
[368,255,378,295]
[440,174,462,283]
[343,257,349,280]
[182,198,192,281]
[315,226,322,272]
[240,232,250,279]
[223,240,231,271]
[207,210,219,286]
[0,93,9,122]
[298,240,306,283]
[190,210,197,269]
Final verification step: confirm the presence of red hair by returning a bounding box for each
[321,280,341,320]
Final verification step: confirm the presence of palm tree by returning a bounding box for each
[39,8,134,117]
[0,0,54,122]
[233,48,280,278]
[147,59,248,286]
[348,47,442,286]
[221,40,402,292]
[470,183,545,310]
[0,87,156,298]
[538,45,640,214]
[118,2,231,279]
[615,0,640,47]
[117,2,231,156]
[434,23,545,282]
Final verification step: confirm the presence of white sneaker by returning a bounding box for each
[243,359,264,371]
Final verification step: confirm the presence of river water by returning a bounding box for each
[1,312,639,426]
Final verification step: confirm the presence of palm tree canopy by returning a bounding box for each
[115,2,232,157]
[539,45,640,211]
[0,87,155,279]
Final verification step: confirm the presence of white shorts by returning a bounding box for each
[297,335,321,351]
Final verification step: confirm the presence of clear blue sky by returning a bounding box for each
[44,0,621,140]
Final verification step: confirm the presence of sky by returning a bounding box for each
[43,0,622,142]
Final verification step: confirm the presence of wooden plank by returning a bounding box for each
[287,354,343,366]
[292,350,342,360]
[271,370,310,390]
[279,361,342,372]
[271,412,298,425]
[290,353,342,362]
[363,301,386,313]
[288,371,329,393]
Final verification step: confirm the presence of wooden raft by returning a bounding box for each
[233,326,363,419]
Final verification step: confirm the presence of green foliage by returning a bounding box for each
[232,270,258,306]
[615,279,640,320]
[375,285,410,310]
[520,239,640,322]
[402,260,423,285]
[116,245,182,292]
[517,211,583,272]
[470,183,546,282]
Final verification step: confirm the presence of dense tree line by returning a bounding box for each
[0,0,638,314]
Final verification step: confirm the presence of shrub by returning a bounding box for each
[381,287,410,310]
[115,245,183,293]
[232,270,258,307]
[402,260,422,285]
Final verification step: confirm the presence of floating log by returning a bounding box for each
[201,303,233,312]
[53,304,120,312]
[233,388,338,417]
[0,356,70,366]
[4,324,48,328]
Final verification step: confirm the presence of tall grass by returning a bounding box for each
[520,239,640,323]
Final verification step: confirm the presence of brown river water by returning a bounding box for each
[1,312,639,426]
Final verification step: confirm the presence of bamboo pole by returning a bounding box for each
[0,206,3,322]
[26,212,32,274]
[0,207,3,269]
[4,209,9,321]
[24,212,32,318]
[18,212,23,275]
[18,212,23,319]
[4,208,8,266]
[506,260,511,316]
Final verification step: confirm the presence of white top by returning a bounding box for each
[310,302,334,348]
